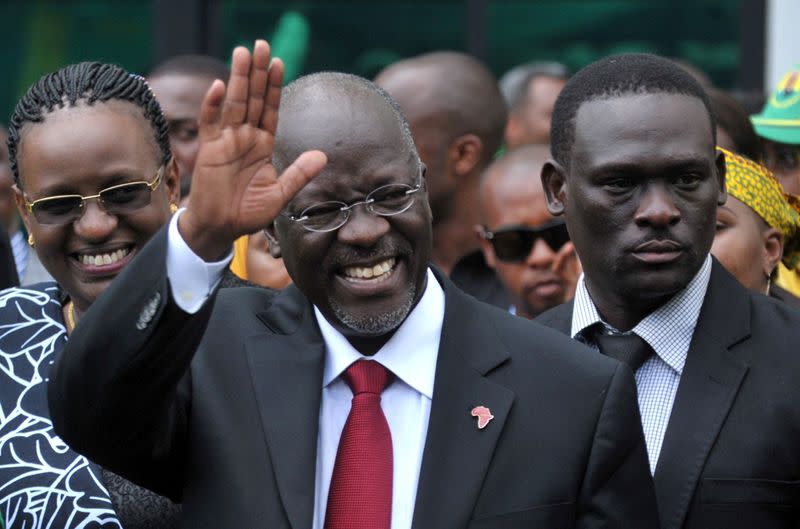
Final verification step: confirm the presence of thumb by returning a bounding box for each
[277,150,328,203]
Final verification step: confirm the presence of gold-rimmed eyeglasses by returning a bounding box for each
[24,166,164,225]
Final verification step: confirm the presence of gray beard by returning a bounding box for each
[330,284,417,336]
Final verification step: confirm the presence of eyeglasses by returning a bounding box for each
[25,166,164,225]
[481,221,570,262]
[280,176,423,233]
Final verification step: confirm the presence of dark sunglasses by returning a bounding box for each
[482,221,570,262]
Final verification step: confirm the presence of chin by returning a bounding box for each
[329,291,416,337]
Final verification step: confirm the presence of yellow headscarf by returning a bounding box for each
[719,146,800,270]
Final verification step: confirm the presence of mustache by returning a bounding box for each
[325,239,413,269]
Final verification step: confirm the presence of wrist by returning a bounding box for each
[177,210,233,262]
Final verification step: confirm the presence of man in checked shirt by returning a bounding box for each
[537,53,800,529]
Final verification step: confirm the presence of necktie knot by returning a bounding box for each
[343,360,393,395]
[593,328,654,372]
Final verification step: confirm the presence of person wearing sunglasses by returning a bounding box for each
[0,62,182,528]
[477,145,580,318]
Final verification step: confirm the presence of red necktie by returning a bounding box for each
[324,360,394,529]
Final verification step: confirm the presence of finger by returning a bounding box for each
[261,58,285,136]
[198,79,226,142]
[276,150,328,203]
[221,46,252,127]
[246,40,271,126]
[552,241,576,271]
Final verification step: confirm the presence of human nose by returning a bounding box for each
[336,202,390,246]
[525,237,557,268]
[634,183,680,227]
[72,198,118,241]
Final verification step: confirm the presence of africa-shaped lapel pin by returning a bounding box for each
[471,405,494,429]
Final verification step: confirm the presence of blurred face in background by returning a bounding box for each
[505,75,567,148]
[148,73,215,201]
[762,139,800,196]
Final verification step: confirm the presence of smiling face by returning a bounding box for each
[272,91,431,348]
[15,100,179,312]
[546,93,724,324]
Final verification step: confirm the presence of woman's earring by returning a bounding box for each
[27,233,34,247]
[169,203,179,214]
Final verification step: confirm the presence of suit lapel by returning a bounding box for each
[653,262,750,529]
[245,285,325,529]
[412,276,515,529]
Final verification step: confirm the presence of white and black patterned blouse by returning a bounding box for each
[0,283,180,528]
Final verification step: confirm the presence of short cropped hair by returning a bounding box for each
[550,53,715,169]
[273,71,420,174]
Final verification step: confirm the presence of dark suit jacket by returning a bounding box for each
[537,260,800,529]
[49,226,658,528]
[450,249,510,310]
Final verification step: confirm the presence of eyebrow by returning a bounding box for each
[31,170,149,198]
[591,157,710,176]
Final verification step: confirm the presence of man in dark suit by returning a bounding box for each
[49,40,657,528]
[538,53,800,529]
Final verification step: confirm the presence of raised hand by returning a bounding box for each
[178,39,327,261]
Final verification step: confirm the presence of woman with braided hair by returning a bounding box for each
[0,61,181,527]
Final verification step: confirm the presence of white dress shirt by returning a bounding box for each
[570,255,712,473]
[164,212,445,529]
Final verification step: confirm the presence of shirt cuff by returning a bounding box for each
[166,209,233,313]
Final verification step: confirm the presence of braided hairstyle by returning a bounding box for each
[7,61,172,188]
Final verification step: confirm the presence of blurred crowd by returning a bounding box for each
[0,23,798,529]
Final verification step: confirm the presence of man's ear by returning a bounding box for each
[474,224,497,269]
[264,224,282,258]
[541,159,567,216]
[13,185,32,236]
[504,115,522,148]
[762,227,783,278]
[448,134,483,177]
[715,149,727,205]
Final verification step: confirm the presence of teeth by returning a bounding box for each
[80,248,130,266]
[342,258,396,281]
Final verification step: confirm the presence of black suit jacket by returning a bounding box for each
[49,226,658,528]
[537,260,800,529]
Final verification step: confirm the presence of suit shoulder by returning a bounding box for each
[747,290,800,349]
[476,299,619,380]
[215,284,280,314]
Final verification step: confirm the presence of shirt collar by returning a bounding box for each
[571,254,712,374]
[315,268,444,399]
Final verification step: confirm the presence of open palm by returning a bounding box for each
[179,40,327,261]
